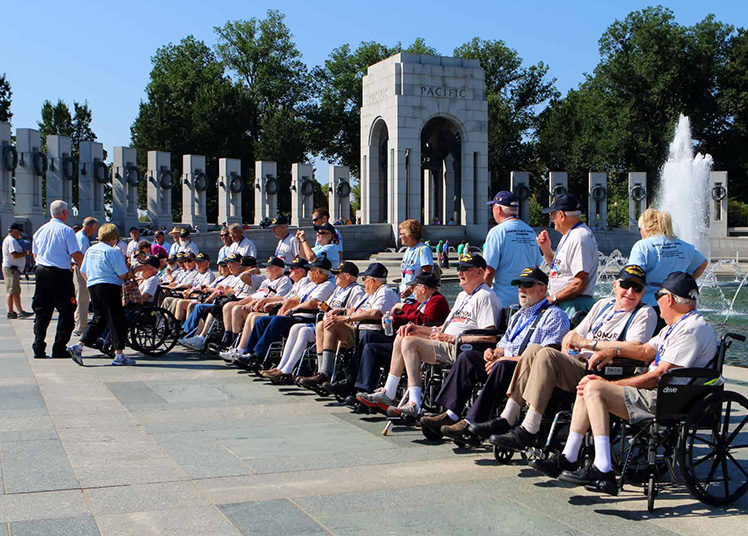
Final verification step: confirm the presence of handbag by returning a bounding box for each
[122,276,142,306]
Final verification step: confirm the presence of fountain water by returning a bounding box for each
[656,114,714,258]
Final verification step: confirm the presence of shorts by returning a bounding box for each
[3,267,21,294]
[432,339,456,365]
[337,324,357,348]
[623,386,657,423]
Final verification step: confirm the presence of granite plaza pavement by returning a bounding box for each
[1,286,747,536]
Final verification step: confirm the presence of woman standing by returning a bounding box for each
[67,223,143,366]
[296,222,343,265]
[398,219,433,297]
[628,208,707,307]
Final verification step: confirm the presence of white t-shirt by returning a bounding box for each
[138,275,160,303]
[126,238,146,258]
[250,275,293,299]
[228,237,257,259]
[575,297,657,360]
[116,240,128,258]
[175,268,198,286]
[329,283,366,309]
[351,283,399,331]
[443,283,502,336]
[2,235,26,269]
[647,311,718,376]
[549,223,599,296]
[274,233,299,264]
[227,272,252,298]
[191,270,216,289]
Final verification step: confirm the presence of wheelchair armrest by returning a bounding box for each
[460,329,500,337]
[358,318,384,326]
[661,367,720,380]
[609,358,647,368]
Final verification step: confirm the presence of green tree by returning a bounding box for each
[0,73,11,123]
[38,99,73,149]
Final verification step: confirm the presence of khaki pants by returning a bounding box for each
[73,266,90,332]
[162,297,178,313]
[507,344,587,413]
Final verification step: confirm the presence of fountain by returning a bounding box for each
[656,114,714,258]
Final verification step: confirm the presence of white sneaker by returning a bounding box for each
[67,344,84,366]
[112,354,136,366]
[180,335,205,350]
[220,347,238,363]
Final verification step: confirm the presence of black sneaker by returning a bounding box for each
[234,354,258,370]
[17,311,34,319]
[468,418,512,439]
[7,312,18,319]
[530,453,578,479]
[322,379,351,398]
[559,463,618,495]
[488,425,537,450]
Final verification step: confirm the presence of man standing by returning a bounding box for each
[217,228,232,263]
[153,229,170,252]
[31,200,84,359]
[125,227,146,258]
[268,216,298,264]
[2,223,32,319]
[227,223,257,258]
[73,217,98,335]
[484,191,543,307]
[536,194,599,316]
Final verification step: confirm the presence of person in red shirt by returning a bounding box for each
[323,273,450,405]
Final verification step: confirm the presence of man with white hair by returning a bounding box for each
[536,194,599,316]
[484,191,543,307]
[31,200,84,359]
[73,216,98,335]
[227,223,257,258]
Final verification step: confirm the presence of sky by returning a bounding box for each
[2,0,747,168]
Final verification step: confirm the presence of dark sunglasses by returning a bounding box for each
[517,281,538,289]
[312,216,322,222]
[456,266,477,273]
[619,280,644,293]
[654,290,670,301]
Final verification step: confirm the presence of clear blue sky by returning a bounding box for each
[2,0,746,160]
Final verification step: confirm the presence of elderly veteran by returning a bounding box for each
[425,266,569,442]
[532,272,716,495]
[172,262,231,322]
[260,261,366,384]
[227,222,257,258]
[268,216,299,264]
[296,262,399,389]
[234,256,335,369]
[175,227,200,256]
[161,252,215,313]
[536,194,599,316]
[488,264,657,452]
[358,254,502,419]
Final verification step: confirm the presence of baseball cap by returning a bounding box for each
[167,255,178,263]
[310,255,333,271]
[268,216,289,228]
[617,264,647,286]
[140,255,160,269]
[487,191,519,207]
[511,266,549,286]
[314,222,336,234]
[411,272,440,288]
[331,261,359,277]
[179,228,191,237]
[241,256,257,267]
[8,223,23,232]
[226,253,242,263]
[196,252,210,263]
[360,262,388,279]
[262,256,286,269]
[660,271,699,300]
[288,257,310,270]
[457,253,487,271]
[541,194,580,214]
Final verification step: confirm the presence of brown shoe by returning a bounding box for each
[297,373,329,388]
[441,420,470,441]
[421,412,458,431]
[260,368,279,378]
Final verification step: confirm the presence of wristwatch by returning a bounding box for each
[590,340,598,351]
[550,294,558,304]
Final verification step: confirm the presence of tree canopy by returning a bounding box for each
[0,74,11,123]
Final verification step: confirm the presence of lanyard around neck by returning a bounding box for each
[551,221,584,270]
[654,310,698,366]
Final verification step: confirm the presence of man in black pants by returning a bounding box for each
[30,200,84,359]
[420,267,569,442]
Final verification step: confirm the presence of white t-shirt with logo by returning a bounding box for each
[443,284,502,336]
[329,283,365,309]
[2,235,26,269]
[274,234,299,264]
[250,274,293,300]
[647,311,717,375]
[228,237,257,259]
[352,284,399,331]
[575,297,657,360]
[549,223,599,296]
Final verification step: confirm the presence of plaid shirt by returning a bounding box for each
[498,299,569,356]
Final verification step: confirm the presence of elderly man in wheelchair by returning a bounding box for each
[357,254,502,420]
[532,272,719,498]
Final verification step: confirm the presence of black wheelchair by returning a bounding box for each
[96,304,180,357]
[609,332,748,512]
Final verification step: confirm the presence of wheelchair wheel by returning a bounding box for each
[679,390,748,507]
[493,445,514,464]
[646,474,657,512]
[129,307,180,357]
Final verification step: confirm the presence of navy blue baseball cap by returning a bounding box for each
[288,257,310,270]
[487,191,519,207]
[542,194,580,214]
[661,271,699,300]
[360,262,388,279]
[310,255,333,271]
[261,256,286,268]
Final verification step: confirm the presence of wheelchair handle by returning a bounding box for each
[727,332,746,343]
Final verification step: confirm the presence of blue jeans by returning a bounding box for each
[182,303,213,336]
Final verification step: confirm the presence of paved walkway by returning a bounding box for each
[1,288,747,535]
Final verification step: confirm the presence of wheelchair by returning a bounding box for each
[610,332,748,512]
[96,304,180,357]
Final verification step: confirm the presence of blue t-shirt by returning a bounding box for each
[628,236,706,306]
[483,217,542,307]
[313,243,342,265]
[76,229,92,256]
[81,242,129,287]
[400,243,434,292]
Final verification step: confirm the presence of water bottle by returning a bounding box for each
[383,312,394,336]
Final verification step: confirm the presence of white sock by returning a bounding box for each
[562,432,584,463]
[72,343,82,352]
[384,374,399,400]
[409,387,422,409]
[593,435,612,473]
[446,409,459,421]
[500,399,521,425]
[521,408,542,435]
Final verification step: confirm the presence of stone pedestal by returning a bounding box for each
[45,135,74,214]
[14,128,45,232]
[78,141,106,223]
[254,161,278,225]
[628,172,647,231]
[510,171,531,223]
[548,172,568,204]
[147,150,173,230]
[218,158,242,226]
[182,154,207,228]
[710,171,728,239]
[112,146,140,232]
[328,165,351,223]
[291,163,314,227]
[588,172,608,228]
[0,122,15,232]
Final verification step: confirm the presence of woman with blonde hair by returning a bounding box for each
[628,208,707,306]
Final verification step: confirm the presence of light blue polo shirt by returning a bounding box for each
[628,236,706,306]
[81,242,128,287]
[76,229,92,256]
[313,243,342,265]
[483,217,543,307]
[32,218,81,269]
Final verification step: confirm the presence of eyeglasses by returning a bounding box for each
[619,280,645,293]
[654,290,670,301]
[312,216,322,222]
[517,281,538,289]
[456,266,476,273]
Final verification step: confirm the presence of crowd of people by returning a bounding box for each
[5,192,718,496]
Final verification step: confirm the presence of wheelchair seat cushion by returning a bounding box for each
[622,386,657,424]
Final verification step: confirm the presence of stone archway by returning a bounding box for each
[362,118,389,223]
[421,117,461,225]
